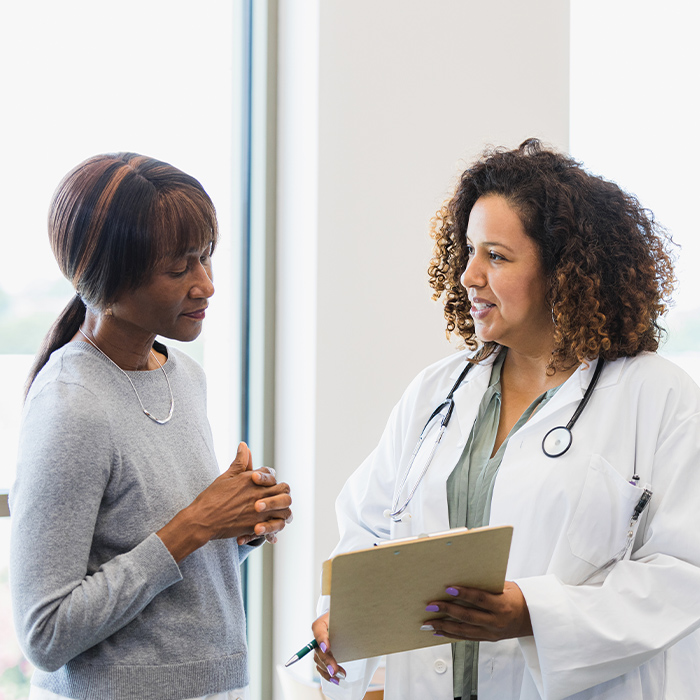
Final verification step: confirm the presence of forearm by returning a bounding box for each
[517,556,700,699]
[12,533,182,671]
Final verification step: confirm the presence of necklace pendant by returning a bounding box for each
[143,404,175,425]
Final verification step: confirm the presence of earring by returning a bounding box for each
[104,307,113,317]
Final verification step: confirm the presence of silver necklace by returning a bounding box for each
[78,327,175,424]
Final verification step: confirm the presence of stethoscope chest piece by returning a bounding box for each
[542,426,573,458]
[542,358,606,459]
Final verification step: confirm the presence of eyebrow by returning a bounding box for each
[467,238,516,253]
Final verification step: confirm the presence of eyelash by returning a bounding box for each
[466,245,506,262]
[171,249,212,277]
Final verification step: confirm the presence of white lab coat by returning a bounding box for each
[319,350,700,700]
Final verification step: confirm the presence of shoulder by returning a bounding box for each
[397,348,486,410]
[614,353,700,394]
[609,353,700,425]
[26,344,109,412]
[163,345,206,385]
[22,349,114,446]
[18,347,114,477]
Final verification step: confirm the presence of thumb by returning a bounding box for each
[227,442,251,475]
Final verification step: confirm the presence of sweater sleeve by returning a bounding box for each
[10,380,183,672]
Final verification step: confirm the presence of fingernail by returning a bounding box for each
[327,664,334,677]
[257,502,266,511]
[434,632,444,637]
[330,678,340,685]
[320,641,327,653]
[336,670,346,680]
[446,587,459,596]
[425,604,439,612]
[420,624,434,631]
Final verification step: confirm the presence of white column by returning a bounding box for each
[274,1,570,696]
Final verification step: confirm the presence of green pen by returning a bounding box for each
[285,638,319,667]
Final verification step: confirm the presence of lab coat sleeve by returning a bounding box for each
[515,408,700,700]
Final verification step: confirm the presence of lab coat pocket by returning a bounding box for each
[566,454,641,568]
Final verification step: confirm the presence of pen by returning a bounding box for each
[285,638,319,667]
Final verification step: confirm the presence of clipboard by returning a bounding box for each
[321,525,513,662]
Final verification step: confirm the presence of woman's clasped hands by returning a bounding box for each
[158,442,292,562]
[195,441,292,546]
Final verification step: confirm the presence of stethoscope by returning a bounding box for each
[385,356,606,522]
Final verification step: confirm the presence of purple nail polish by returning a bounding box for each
[446,586,459,596]
[320,641,327,653]
[434,631,444,637]
[330,677,340,685]
[327,664,334,677]
[425,604,439,612]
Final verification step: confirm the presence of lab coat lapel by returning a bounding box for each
[451,356,495,443]
[515,356,624,433]
[413,356,492,534]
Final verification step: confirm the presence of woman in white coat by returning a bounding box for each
[311,139,700,700]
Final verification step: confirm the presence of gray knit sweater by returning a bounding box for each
[10,341,253,700]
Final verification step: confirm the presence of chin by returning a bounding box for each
[163,327,204,343]
[474,329,496,345]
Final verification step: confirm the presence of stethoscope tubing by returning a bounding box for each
[388,355,606,521]
[541,357,605,458]
[388,362,473,520]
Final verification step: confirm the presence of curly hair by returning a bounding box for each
[428,138,677,371]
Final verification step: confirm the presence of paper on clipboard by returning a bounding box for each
[321,525,513,663]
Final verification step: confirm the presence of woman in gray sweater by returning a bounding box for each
[10,153,292,700]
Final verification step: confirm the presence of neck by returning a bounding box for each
[78,310,157,371]
[500,346,576,395]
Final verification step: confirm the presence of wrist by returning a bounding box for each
[157,506,210,564]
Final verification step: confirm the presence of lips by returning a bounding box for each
[183,307,207,320]
[469,298,495,319]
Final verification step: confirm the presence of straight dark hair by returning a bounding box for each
[26,153,219,395]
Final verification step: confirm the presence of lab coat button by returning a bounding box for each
[434,658,448,674]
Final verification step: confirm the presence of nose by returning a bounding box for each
[460,252,485,289]
[190,260,215,299]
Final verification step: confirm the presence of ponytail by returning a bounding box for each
[25,294,86,398]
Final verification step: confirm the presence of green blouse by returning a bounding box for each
[446,351,561,699]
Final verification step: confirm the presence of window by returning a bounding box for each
[0,2,248,694]
[571,0,700,379]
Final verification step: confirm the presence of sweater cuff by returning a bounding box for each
[140,532,184,591]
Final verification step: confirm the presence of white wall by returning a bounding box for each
[273,0,570,694]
